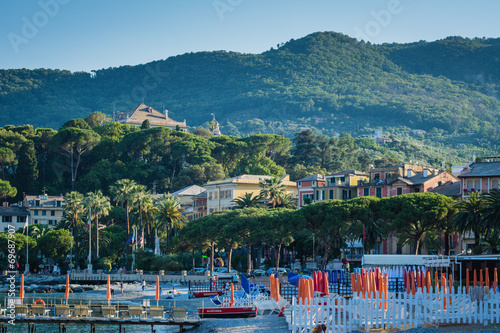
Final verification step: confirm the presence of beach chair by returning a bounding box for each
[172,307,187,320]
[14,305,29,318]
[209,295,223,306]
[31,304,50,317]
[123,305,146,319]
[72,305,93,318]
[149,306,166,319]
[55,305,71,317]
[101,305,118,318]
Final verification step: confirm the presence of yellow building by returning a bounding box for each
[23,194,64,228]
[204,175,297,214]
[315,170,369,201]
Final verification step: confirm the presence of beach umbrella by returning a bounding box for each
[230,283,234,306]
[240,274,250,295]
[64,274,70,300]
[288,272,312,287]
[275,278,280,301]
[19,274,25,300]
[494,268,498,294]
[426,271,432,294]
[155,276,160,302]
[323,272,329,296]
[106,275,111,300]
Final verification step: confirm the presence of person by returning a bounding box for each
[159,286,162,297]
[142,279,146,292]
[172,287,176,295]
[111,288,115,297]
[120,281,124,295]
[312,324,327,333]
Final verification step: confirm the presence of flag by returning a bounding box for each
[154,229,160,255]
[23,215,28,233]
[138,231,144,248]
[126,229,135,245]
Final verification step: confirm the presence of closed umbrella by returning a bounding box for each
[155,276,160,303]
[230,283,234,306]
[64,274,70,300]
[19,274,25,300]
[106,275,111,300]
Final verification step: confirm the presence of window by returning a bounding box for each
[386,173,391,178]
[34,210,39,216]
[49,220,55,225]
[34,220,39,224]
[397,187,403,195]
[376,188,382,198]
[414,188,421,193]
[474,180,480,190]
[42,210,47,216]
[2,216,12,223]
[374,173,380,181]
[363,188,369,196]
[209,208,214,214]
[340,177,345,183]
[226,190,231,199]
[492,180,499,189]
[329,190,334,200]
[214,192,218,200]
[3,227,8,231]
[208,192,213,200]
[56,201,61,207]
[35,200,40,207]
[467,180,473,189]
[220,191,224,199]
[51,210,55,216]
[298,182,302,187]
[17,216,25,223]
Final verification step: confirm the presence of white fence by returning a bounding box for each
[289,287,500,332]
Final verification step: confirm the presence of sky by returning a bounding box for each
[1,0,499,73]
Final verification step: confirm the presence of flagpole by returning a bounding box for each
[25,215,29,274]
[87,207,92,273]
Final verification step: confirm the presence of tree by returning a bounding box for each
[0,180,17,201]
[451,191,487,250]
[141,119,150,130]
[483,189,500,230]
[232,192,263,209]
[345,197,383,254]
[259,177,287,208]
[38,229,72,261]
[15,140,38,196]
[0,147,16,180]
[154,194,187,247]
[59,191,85,266]
[84,112,109,128]
[384,193,457,254]
[85,190,111,258]
[52,127,100,189]
[32,128,57,187]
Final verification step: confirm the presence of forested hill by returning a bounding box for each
[1,32,499,147]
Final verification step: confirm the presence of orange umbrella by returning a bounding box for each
[351,273,356,293]
[64,274,70,299]
[442,274,447,310]
[230,283,235,306]
[435,271,439,293]
[411,271,416,295]
[270,275,275,300]
[323,272,329,296]
[155,276,160,301]
[275,278,280,301]
[426,271,431,294]
[106,275,111,300]
[466,268,470,293]
[494,268,498,294]
[19,274,25,299]
[448,273,453,306]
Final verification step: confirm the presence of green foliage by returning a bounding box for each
[38,229,72,261]
[0,179,16,200]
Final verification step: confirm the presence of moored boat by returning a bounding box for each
[197,305,258,318]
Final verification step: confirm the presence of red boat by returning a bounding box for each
[198,306,258,318]
[189,290,223,299]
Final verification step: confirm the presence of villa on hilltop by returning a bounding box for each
[115,104,188,131]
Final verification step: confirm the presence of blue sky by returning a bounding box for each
[1,0,499,72]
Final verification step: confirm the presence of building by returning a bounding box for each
[168,185,207,208]
[23,194,64,228]
[0,205,29,232]
[429,180,461,200]
[319,170,369,202]
[357,163,458,198]
[458,156,500,199]
[296,174,325,208]
[204,175,297,214]
[115,104,188,131]
[186,191,207,221]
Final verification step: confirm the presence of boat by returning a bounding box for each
[188,290,223,299]
[197,305,258,318]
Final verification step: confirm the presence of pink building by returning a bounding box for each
[296,174,326,208]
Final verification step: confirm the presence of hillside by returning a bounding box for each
[1,32,499,156]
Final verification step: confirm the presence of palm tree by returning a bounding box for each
[155,194,187,247]
[451,191,486,251]
[275,192,297,209]
[130,185,148,236]
[85,190,111,258]
[483,189,500,230]
[232,192,263,209]
[29,224,50,240]
[110,178,137,236]
[59,191,85,267]
[259,177,287,208]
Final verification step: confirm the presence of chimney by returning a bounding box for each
[164,109,168,120]
[407,170,412,178]
[423,169,428,177]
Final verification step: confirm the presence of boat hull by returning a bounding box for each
[189,291,223,299]
[198,306,258,318]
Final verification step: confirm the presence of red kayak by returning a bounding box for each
[189,290,223,299]
[198,306,258,318]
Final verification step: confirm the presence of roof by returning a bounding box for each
[205,174,296,187]
[429,181,461,197]
[407,170,455,185]
[192,190,207,199]
[117,104,188,128]
[0,207,29,216]
[296,174,325,182]
[458,162,500,178]
[328,170,368,177]
[171,185,206,197]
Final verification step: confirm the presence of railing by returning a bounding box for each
[71,271,209,284]
[288,287,500,333]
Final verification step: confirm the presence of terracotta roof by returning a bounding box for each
[429,181,461,197]
[458,162,500,178]
[117,104,187,128]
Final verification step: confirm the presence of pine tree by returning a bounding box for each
[16,140,38,196]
